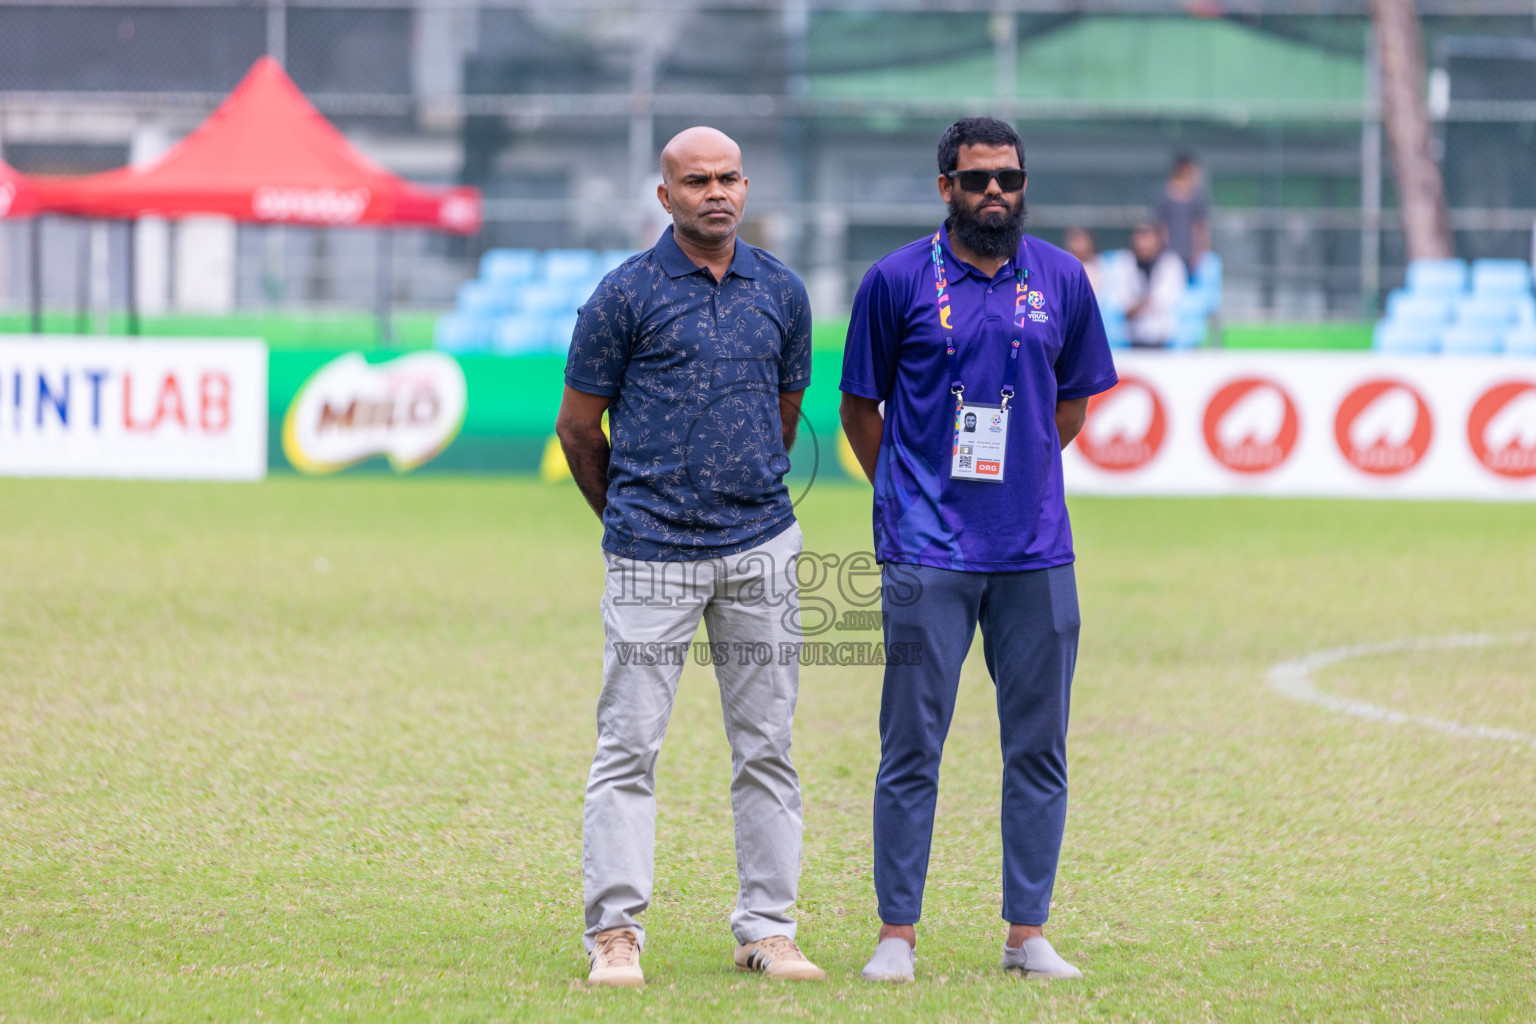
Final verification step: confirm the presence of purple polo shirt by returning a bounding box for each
[840,225,1118,572]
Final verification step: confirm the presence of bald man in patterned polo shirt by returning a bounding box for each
[555,127,825,988]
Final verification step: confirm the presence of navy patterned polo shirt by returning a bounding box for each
[565,225,812,562]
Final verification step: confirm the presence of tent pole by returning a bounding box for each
[28,216,42,335]
[127,219,140,337]
[376,228,394,347]
[75,219,90,336]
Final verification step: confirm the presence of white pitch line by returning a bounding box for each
[1266,632,1536,747]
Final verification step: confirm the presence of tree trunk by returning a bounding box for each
[1370,0,1454,260]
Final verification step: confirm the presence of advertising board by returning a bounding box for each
[0,338,267,480]
[281,351,467,474]
[1065,352,1536,500]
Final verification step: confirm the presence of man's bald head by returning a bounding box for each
[656,125,749,250]
[659,126,741,186]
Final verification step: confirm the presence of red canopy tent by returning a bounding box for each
[32,57,480,233]
[0,159,39,219]
[27,57,481,339]
[2,159,45,332]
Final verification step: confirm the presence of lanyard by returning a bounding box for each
[931,230,1026,411]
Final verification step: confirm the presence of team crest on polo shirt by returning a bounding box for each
[1026,290,1049,322]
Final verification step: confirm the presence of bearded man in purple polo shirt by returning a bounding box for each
[840,117,1118,983]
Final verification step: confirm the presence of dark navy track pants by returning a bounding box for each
[873,561,1080,927]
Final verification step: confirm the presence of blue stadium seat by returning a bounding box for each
[445,247,629,360]
[1170,291,1209,349]
[1470,259,1532,298]
[456,280,515,318]
[1439,324,1501,355]
[1503,325,1536,356]
[543,249,600,283]
[1385,293,1455,325]
[1193,252,1223,314]
[1405,258,1468,294]
[1514,296,1536,330]
[434,313,494,353]
[1452,295,1520,331]
[1374,320,1439,354]
[447,249,647,360]
[600,249,639,272]
[1100,249,1134,308]
[1099,303,1129,349]
[491,315,550,356]
[547,310,580,353]
[480,248,541,284]
[518,283,583,315]
[571,274,606,305]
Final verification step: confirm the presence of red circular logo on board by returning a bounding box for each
[1467,381,1536,478]
[1202,378,1300,473]
[1076,376,1168,472]
[1333,380,1433,475]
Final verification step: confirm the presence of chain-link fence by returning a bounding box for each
[1,0,1533,323]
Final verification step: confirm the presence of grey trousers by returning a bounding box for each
[582,521,805,951]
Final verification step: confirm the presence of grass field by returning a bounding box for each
[1,478,1533,1022]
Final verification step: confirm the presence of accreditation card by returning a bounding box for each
[950,400,1009,482]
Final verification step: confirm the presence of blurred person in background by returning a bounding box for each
[1155,154,1210,280]
[1063,227,1106,297]
[840,117,1117,984]
[1116,222,1186,348]
[555,126,825,989]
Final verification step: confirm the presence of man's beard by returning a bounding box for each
[947,194,1027,261]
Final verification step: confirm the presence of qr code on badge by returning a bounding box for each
[958,455,972,470]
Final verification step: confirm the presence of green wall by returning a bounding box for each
[269,349,849,478]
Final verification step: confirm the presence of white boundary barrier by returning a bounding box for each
[0,338,267,481]
[1064,352,1536,500]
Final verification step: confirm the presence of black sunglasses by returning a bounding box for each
[946,168,1026,193]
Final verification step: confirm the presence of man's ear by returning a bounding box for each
[937,174,953,204]
[656,183,672,214]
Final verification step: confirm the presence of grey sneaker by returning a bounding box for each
[1001,936,1082,979]
[861,936,916,982]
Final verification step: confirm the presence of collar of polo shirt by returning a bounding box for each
[938,222,1023,282]
[656,225,759,281]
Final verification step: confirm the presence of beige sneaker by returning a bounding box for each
[587,928,644,988]
[734,935,828,981]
